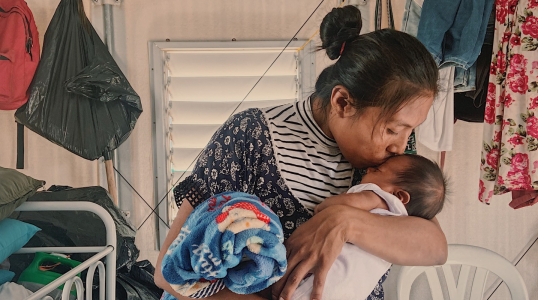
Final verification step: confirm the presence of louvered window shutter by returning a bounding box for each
[150,41,315,244]
[168,48,299,175]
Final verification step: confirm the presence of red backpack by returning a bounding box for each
[0,0,40,110]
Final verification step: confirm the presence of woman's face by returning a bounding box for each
[329,95,433,169]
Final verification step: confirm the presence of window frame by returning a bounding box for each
[149,40,316,248]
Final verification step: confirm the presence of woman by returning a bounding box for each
[155,5,447,300]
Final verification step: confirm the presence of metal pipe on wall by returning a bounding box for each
[103,4,114,52]
[102,4,121,207]
[91,0,122,207]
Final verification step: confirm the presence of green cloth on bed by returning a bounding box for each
[0,167,44,221]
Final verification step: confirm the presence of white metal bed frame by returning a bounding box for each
[14,201,117,300]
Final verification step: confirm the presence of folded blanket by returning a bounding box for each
[161,192,287,298]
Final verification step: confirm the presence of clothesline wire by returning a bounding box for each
[135,0,330,231]
[298,0,348,51]
[112,165,168,227]
[486,234,538,299]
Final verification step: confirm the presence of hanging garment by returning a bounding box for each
[453,5,496,94]
[417,0,495,71]
[407,0,494,152]
[509,190,538,208]
[453,43,494,123]
[402,0,454,153]
[401,0,423,36]
[453,6,495,123]
[401,0,454,152]
[479,0,538,205]
[415,66,455,151]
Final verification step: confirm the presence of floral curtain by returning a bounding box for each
[479,0,538,203]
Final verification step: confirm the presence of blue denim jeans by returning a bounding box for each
[456,7,495,93]
[401,0,422,37]
[453,62,477,92]
[416,0,495,70]
[402,0,493,92]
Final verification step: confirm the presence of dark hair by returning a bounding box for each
[392,154,447,220]
[313,5,439,122]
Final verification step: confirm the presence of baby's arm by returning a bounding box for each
[314,190,389,214]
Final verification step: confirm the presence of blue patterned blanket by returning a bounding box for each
[161,192,287,298]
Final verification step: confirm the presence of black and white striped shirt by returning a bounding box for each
[261,98,354,213]
[174,99,388,300]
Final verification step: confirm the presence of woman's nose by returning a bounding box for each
[387,138,408,155]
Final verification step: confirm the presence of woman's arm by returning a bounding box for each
[154,201,194,300]
[272,204,447,300]
[344,207,447,265]
[154,201,267,300]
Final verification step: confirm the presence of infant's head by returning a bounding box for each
[360,154,447,219]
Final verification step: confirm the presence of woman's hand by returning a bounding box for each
[272,205,351,300]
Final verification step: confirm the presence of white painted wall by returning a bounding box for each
[1,1,536,299]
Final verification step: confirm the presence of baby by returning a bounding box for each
[316,153,446,219]
[292,154,447,300]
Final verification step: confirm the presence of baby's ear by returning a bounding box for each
[395,190,410,205]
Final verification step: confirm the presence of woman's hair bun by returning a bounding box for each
[320,5,362,60]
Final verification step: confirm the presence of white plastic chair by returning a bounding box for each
[397,244,529,300]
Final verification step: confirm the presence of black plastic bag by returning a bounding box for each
[116,274,161,300]
[126,260,163,298]
[111,260,163,300]
[14,0,142,160]
[9,186,139,275]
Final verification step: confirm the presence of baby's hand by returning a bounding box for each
[314,193,362,214]
[314,191,389,214]
[314,194,343,214]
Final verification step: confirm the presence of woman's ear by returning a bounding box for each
[330,85,355,118]
[395,189,411,205]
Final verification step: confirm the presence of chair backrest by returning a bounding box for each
[397,244,529,300]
